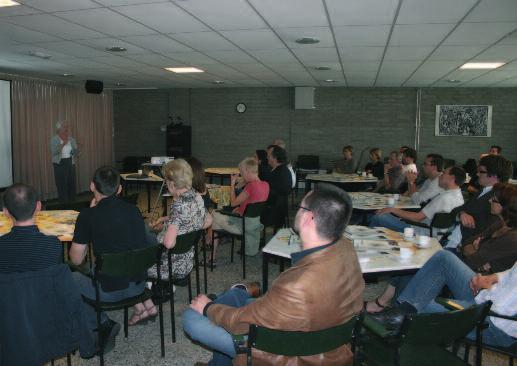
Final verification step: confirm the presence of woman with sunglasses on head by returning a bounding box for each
[460,182,517,273]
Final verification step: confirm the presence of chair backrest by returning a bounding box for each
[297,155,320,170]
[431,212,457,229]
[169,230,203,255]
[120,193,139,206]
[96,244,161,278]
[248,315,359,357]
[244,201,266,218]
[401,302,491,346]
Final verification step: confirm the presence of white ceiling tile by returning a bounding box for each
[410,60,461,78]
[494,76,517,86]
[404,79,435,87]
[500,61,517,70]
[276,27,334,48]
[120,35,194,53]
[5,43,75,59]
[292,47,339,63]
[444,22,517,45]
[441,69,488,82]
[58,57,116,68]
[391,24,455,46]
[172,32,238,51]
[163,52,219,65]
[466,0,517,22]
[173,0,265,30]
[220,29,284,50]
[374,77,404,86]
[473,45,517,61]
[5,14,105,40]
[236,79,268,86]
[334,25,390,46]
[91,55,147,68]
[499,31,517,45]
[0,22,60,43]
[204,50,256,64]
[339,46,384,61]
[269,63,307,73]
[380,61,421,74]
[95,0,168,5]
[58,8,156,36]
[347,79,375,87]
[263,80,293,87]
[0,4,42,16]
[21,0,101,12]
[397,0,477,24]
[115,2,208,34]
[249,0,327,28]
[78,38,148,54]
[384,46,434,61]
[326,0,397,26]
[428,45,487,61]
[37,41,108,58]
[248,49,297,63]
[126,53,177,67]
[464,70,517,85]
[342,61,380,72]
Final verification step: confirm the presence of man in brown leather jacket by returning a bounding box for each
[183,184,365,365]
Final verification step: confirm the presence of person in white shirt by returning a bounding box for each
[401,147,418,174]
[50,121,78,204]
[406,154,444,205]
[370,251,516,348]
[370,166,465,236]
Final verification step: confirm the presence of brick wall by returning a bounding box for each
[113,87,517,169]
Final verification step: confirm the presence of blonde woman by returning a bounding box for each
[129,159,212,325]
[364,148,384,180]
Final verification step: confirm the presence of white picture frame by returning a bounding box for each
[435,105,492,137]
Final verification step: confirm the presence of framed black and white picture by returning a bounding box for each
[435,105,492,137]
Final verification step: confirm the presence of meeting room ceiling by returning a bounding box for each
[1,0,517,89]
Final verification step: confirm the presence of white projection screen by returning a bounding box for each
[0,80,13,188]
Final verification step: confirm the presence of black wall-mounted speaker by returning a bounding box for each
[85,80,103,94]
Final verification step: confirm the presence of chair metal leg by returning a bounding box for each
[187,274,193,303]
[158,300,165,356]
[194,240,200,295]
[171,285,176,343]
[230,237,235,263]
[203,232,208,293]
[67,353,72,366]
[124,307,128,338]
[464,343,470,363]
[210,231,215,272]
[51,359,55,366]
[242,238,246,279]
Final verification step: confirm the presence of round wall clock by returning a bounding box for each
[235,102,246,113]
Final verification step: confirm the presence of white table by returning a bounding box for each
[121,173,164,212]
[349,192,420,211]
[305,173,378,193]
[261,228,441,292]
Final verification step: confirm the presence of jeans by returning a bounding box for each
[73,272,145,339]
[397,251,516,348]
[182,288,252,366]
[369,213,410,232]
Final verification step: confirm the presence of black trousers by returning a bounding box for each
[53,158,76,203]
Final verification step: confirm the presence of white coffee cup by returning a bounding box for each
[418,235,431,248]
[393,194,400,200]
[367,173,373,178]
[362,171,367,177]
[137,169,143,175]
[403,227,414,239]
[400,246,414,259]
[387,197,395,207]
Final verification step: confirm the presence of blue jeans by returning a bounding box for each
[182,288,252,366]
[369,213,410,232]
[397,251,516,348]
[73,272,145,338]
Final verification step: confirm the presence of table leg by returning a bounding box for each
[262,253,269,293]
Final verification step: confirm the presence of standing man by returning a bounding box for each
[51,120,78,203]
[406,153,444,205]
[183,184,364,365]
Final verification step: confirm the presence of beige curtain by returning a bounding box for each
[10,78,113,200]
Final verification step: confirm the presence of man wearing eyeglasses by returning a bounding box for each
[444,154,513,250]
[183,184,364,366]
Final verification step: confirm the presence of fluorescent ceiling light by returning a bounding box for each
[460,62,505,70]
[164,67,204,73]
[0,0,20,7]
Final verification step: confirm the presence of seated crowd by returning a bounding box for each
[0,141,515,365]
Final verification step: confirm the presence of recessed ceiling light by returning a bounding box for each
[115,82,126,87]
[447,79,461,83]
[314,66,331,71]
[212,80,224,84]
[324,79,336,83]
[460,62,505,70]
[28,50,52,59]
[62,73,75,77]
[0,0,20,7]
[164,67,204,73]
[295,37,320,45]
[106,46,127,52]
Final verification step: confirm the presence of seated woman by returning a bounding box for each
[460,182,517,273]
[375,151,405,194]
[187,157,211,210]
[364,148,384,180]
[370,250,516,349]
[366,182,517,313]
[211,157,269,264]
[130,159,212,325]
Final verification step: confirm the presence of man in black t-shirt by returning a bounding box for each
[0,184,62,273]
[262,145,292,227]
[69,166,150,353]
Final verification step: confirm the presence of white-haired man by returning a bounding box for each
[50,120,78,203]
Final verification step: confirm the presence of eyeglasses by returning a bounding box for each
[298,205,311,213]
[477,169,488,174]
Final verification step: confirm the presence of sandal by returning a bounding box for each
[128,305,158,326]
[363,298,387,313]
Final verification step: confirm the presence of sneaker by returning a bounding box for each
[231,282,262,298]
